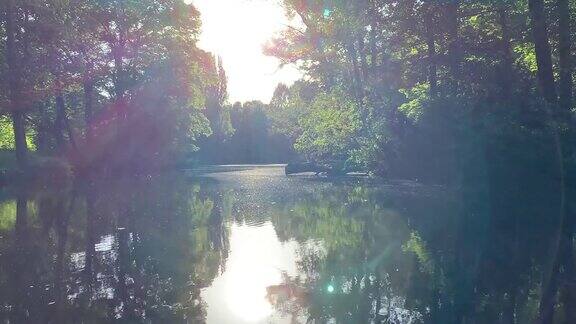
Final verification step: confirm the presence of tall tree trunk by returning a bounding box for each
[424,2,438,97]
[527,3,569,322]
[445,0,461,94]
[114,45,126,130]
[347,42,366,123]
[528,0,557,105]
[84,80,94,143]
[11,112,28,168]
[54,93,78,154]
[369,0,378,72]
[555,10,574,322]
[498,5,514,100]
[64,112,78,153]
[358,34,368,82]
[6,0,28,168]
[111,31,127,173]
[55,93,66,150]
[113,2,127,148]
[557,0,572,112]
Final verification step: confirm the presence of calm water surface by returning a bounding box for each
[0,165,561,323]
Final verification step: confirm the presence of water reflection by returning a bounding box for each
[202,222,300,323]
[0,165,573,323]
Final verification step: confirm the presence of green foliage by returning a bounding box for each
[267,0,576,190]
[197,100,296,164]
[0,117,14,150]
[0,0,213,172]
[295,89,361,160]
[268,82,316,141]
[398,84,430,123]
[0,116,36,151]
[514,43,538,73]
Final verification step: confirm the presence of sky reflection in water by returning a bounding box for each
[202,222,300,323]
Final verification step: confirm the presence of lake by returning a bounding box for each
[0,165,564,323]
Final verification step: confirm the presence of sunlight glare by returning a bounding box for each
[189,0,302,103]
[201,222,299,323]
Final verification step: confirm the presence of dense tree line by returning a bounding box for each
[267,0,574,180]
[2,1,574,180]
[0,0,232,174]
[198,99,296,164]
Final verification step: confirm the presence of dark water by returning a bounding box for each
[0,165,567,323]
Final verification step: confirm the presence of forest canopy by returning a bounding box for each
[0,0,221,173]
[0,0,574,186]
[262,0,575,181]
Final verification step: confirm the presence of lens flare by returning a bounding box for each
[327,284,335,293]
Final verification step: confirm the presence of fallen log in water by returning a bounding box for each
[285,162,331,175]
[284,162,351,176]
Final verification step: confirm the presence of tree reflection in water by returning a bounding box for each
[0,166,573,323]
[0,175,230,323]
[263,177,574,324]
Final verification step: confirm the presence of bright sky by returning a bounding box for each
[189,0,302,104]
